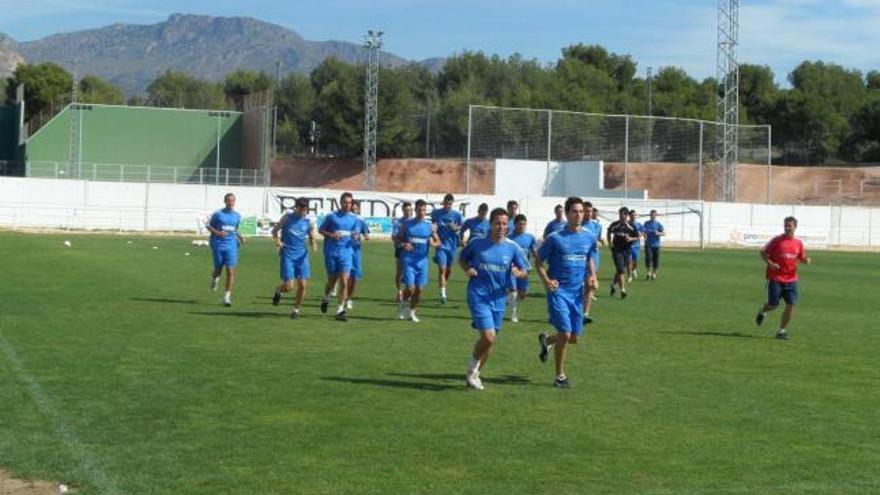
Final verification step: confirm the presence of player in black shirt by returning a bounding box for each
[606,207,639,298]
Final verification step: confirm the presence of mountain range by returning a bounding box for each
[0,14,446,94]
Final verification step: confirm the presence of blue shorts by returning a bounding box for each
[280,252,309,281]
[509,273,529,293]
[469,295,505,332]
[433,247,456,268]
[546,286,585,336]
[350,249,363,279]
[630,244,641,262]
[767,280,798,306]
[324,253,353,277]
[212,247,238,269]
[402,258,429,288]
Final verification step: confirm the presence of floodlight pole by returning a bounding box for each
[363,29,383,189]
[716,0,740,202]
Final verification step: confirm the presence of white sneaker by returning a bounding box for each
[210,277,219,292]
[222,295,232,306]
[627,275,633,283]
[397,302,408,320]
[511,313,519,323]
[409,312,420,323]
[465,371,484,391]
[346,299,353,310]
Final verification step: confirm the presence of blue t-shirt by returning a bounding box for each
[351,216,369,251]
[461,216,490,243]
[508,231,537,264]
[280,213,312,258]
[543,219,567,238]
[583,220,603,257]
[537,228,598,290]
[430,207,463,250]
[400,218,434,262]
[643,219,664,248]
[320,211,359,257]
[460,237,529,305]
[633,221,645,239]
[209,208,241,250]
[392,217,408,248]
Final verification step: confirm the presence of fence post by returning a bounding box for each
[766,126,772,204]
[173,167,177,183]
[146,165,151,183]
[92,163,97,181]
[54,162,58,178]
[25,161,30,177]
[698,122,704,201]
[545,109,552,196]
[466,105,472,194]
[119,164,124,182]
[225,168,229,186]
[624,116,629,200]
[240,168,244,186]
[200,168,204,184]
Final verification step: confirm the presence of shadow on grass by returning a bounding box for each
[132,297,200,305]
[389,372,531,385]
[190,310,284,318]
[321,376,459,392]
[663,330,763,339]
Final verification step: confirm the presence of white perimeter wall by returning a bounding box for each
[1,177,879,250]
[495,159,647,199]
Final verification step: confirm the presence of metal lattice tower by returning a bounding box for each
[68,61,81,178]
[715,0,739,202]
[363,30,383,189]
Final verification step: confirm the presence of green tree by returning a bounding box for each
[223,70,273,110]
[146,70,227,110]
[78,75,125,105]
[845,100,880,161]
[738,64,778,124]
[275,73,317,152]
[5,62,72,120]
[309,58,362,155]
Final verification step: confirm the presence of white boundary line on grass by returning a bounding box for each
[0,333,122,494]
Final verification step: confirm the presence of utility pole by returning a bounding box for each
[273,60,281,158]
[716,0,740,202]
[363,29,383,189]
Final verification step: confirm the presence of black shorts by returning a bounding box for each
[394,246,402,258]
[612,249,629,275]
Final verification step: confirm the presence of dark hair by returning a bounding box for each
[650,209,658,215]
[514,214,527,224]
[618,206,629,215]
[443,193,454,203]
[478,203,488,212]
[224,193,235,201]
[507,200,519,209]
[489,207,509,223]
[564,196,583,213]
[340,192,353,202]
[554,204,563,211]
[784,216,798,226]
[401,201,412,208]
[583,200,593,208]
[629,209,637,216]
[415,199,427,208]
[295,197,308,208]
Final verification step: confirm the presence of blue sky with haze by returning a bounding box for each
[1,0,878,84]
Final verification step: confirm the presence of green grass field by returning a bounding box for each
[1,231,878,494]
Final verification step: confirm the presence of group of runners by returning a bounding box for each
[205,191,810,389]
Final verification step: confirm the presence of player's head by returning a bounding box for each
[489,207,509,239]
[554,204,563,219]
[591,207,599,220]
[650,209,658,220]
[784,216,798,237]
[414,199,428,219]
[294,197,308,213]
[442,193,454,208]
[507,200,519,214]
[564,196,585,227]
[401,201,413,218]
[223,193,235,209]
[351,202,360,215]
[583,200,593,218]
[618,206,629,221]
[340,192,353,212]
[514,213,527,234]
[478,203,489,217]
[629,209,637,220]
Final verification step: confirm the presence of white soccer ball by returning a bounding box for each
[63,240,71,247]
[185,252,191,256]
[152,246,159,250]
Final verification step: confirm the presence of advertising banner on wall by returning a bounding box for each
[726,226,829,249]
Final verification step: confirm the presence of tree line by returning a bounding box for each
[5,44,880,164]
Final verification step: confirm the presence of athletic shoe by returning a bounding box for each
[409,313,420,323]
[511,313,519,323]
[272,289,281,306]
[397,302,408,320]
[633,270,638,279]
[583,315,594,325]
[346,299,353,310]
[621,289,628,299]
[334,310,347,322]
[222,295,232,307]
[627,275,633,283]
[538,333,549,363]
[775,330,789,340]
[646,274,652,281]
[210,277,219,293]
[289,310,299,320]
[465,372,485,391]
[320,299,329,314]
[610,285,616,297]
[554,376,570,389]
[755,309,765,326]
[440,296,447,305]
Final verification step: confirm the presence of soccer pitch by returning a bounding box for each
[1,232,878,495]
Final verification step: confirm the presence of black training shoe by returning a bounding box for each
[320,299,329,314]
[583,315,594,325]
[290,310,299,320]
[554,376,570,389]
[621,289,627,299]
[755,309,765,326]
[610,285,616,297]
[538,333,549,363]
[272,290,281,306]
[775,330,789,340]
[335,311,347,322]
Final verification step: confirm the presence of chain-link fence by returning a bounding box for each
[466,105,772,202]
[23,161,268,186]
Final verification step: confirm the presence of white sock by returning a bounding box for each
[556,374,566,380]
[467,356,480,375]
[337,304,344,313]
[779,328,786,333]
[441,287,447,298]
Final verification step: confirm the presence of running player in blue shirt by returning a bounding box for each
[643,209,665,280]
[581,201,603,324]
[270,197,317,319]
[543,204,566,238]
[346,201,370,310]
[430,193,463,304]
[627,209,645,282]
[460,203,490,245]
[535,196,597,389]
[318,192,359,321]
[460,208,529,391]
[505,200,519,236]
[207,193,245,306]
[392,202,413,302]
[507,214,538,323]
[398,199,441,322]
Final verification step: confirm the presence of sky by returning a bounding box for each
[1,0,879,84]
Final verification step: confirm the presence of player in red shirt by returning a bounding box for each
[755,216,812,340]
